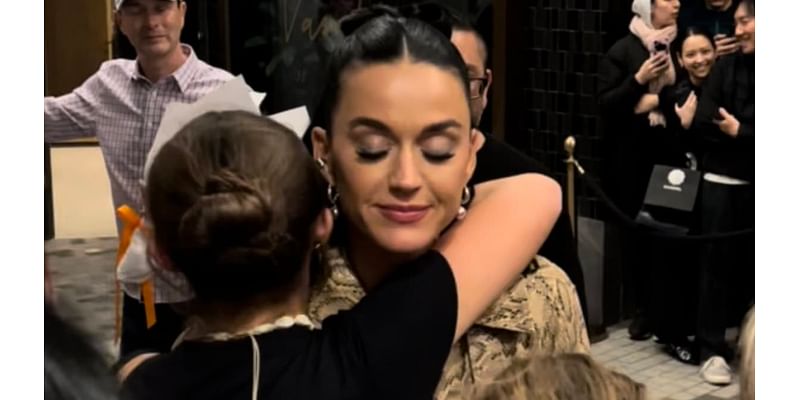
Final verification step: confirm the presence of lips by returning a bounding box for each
[377,204,431,224]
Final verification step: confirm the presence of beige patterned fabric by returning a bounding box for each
[308,248,590,399]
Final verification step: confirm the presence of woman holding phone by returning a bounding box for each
[597,0,681,340]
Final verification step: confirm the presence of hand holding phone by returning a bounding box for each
[635,52,669,84]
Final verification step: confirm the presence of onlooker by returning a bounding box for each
[650,26,718,365]
[448,14,589,323]
[678,0,741,57]
[597,0,682,341]
[693,0,755,385]
[44,0,233,358]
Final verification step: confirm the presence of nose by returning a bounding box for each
[145,11,161,29]
[388,149,423,196]
[735,23,744,38]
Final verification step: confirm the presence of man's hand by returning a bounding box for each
[714,34,740,57]
[674,91,698,129]
[714,107,741,138]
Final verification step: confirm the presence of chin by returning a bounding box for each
[373,231,437,256]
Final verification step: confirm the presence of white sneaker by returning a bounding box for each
[700,356,732,385]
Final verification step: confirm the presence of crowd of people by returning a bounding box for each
[599,0,754,386]
[43,0,754,398]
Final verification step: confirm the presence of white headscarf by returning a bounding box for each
[632,0,653,28]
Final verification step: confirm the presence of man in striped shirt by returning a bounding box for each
[44,0,232,360]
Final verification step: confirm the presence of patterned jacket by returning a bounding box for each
[308,248,590,399]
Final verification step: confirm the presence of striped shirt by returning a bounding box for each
[45,44,233,302]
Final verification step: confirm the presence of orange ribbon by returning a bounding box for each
[114,206,157,344]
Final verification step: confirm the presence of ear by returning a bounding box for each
[677,55,685,69]
[482,68,493,106]
[141,224,176,271]
[311,127,335,185]
[311,208,334,245]
[178,0,187,27]
[465,128,481,181]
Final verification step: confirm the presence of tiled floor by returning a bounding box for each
[46,237,740,399]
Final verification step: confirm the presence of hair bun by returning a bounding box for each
[179,169,271,249]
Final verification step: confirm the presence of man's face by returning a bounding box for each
[116,0,187,61]
[451,29,492,127]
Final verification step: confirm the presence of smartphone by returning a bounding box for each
[653,41,668,54]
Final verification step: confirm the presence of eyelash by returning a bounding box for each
[355,149,455,163]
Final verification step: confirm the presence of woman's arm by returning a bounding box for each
[597,44,649,115]
[435,173,561,341]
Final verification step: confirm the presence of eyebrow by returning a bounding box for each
[348,117,464,139]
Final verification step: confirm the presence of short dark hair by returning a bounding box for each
[313,7,471,133]
[146,111,327,303]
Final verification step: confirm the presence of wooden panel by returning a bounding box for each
[45,0,113,97]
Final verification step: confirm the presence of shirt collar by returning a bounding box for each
[129,44,198,93]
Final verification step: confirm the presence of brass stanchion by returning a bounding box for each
[564,136,577,235]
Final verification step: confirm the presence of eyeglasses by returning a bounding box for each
[468,76,489,100]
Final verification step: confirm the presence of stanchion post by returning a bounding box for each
[564,136,577,236]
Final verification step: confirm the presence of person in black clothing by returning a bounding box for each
[650,26,719,364]
[448,14,589,327]
[678,0,741,57]
[691,0,754,386]
[597,0,682,341]
[121,32,562,400]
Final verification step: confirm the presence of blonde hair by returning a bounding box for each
[739,307,755,400]
[472,353,647,400]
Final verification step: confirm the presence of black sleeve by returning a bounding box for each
[469,134,550,184]
[326,250,457,399]
[597,40,649,116]
[695,56,728,132]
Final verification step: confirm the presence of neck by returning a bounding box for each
[195,272,310,335]
[689,74,704,87]
[137,45,187,83]
[346,229,421,292]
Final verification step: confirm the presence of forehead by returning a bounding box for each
[683,34,713,50]
[122,0,176,7]
[450,30,485,72]
[335,61,470,128]
[735,4,752,18]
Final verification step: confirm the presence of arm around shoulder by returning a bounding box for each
[436,173,562,341]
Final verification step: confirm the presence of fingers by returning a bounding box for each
[718,107,731,118]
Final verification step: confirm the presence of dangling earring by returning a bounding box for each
[327,184,340,219]
[315,158,326,171]
[457,186,471,220]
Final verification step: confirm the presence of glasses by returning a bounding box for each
[468,75,489,100]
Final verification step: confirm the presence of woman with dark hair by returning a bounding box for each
[310,10,588,399]
[120,110,561,399]
[692,0,754,386]
[648,26,718,365]
[597,0,682,341]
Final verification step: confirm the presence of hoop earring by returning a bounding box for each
[327,184,340,219]
[457,186,471,220]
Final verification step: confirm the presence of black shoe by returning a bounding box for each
[664,340,700,365]
[628,315,653,341]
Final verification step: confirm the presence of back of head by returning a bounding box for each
[739,307,755,400]
[313,6,470,133]
[472,353,647,400]
[146,111,327,304]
